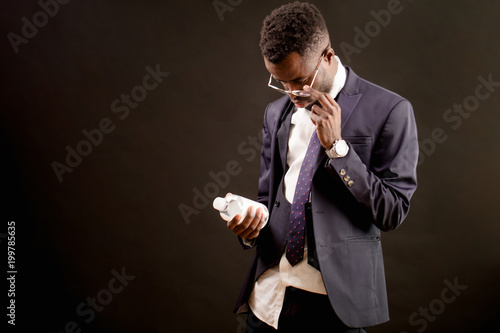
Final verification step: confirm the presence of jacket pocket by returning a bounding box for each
[343,136,372,165]
[346,235,380,243]
[346,235,384,311]
[344,136,372,145]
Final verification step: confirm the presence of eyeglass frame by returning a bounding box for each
[267,44,330,97]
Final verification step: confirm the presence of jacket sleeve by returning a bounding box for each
[257,105,273,208]
[237,105,273,249]
[325,99,418,231]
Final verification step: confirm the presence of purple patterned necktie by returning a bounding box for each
[286,130,321,266]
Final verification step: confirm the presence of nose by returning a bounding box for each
[283,81,303,94]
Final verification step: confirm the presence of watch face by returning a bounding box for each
[335,140,349,156]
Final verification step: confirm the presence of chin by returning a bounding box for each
[305,100,319,111]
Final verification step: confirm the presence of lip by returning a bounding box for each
[292,99,309,108]
[292,100,308,108]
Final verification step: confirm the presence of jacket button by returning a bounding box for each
[347,180,354,187]
[275,200,280,207]
[343,175,350,182]
[340,169,346,176]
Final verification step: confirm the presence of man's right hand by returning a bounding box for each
[227,205,266,240]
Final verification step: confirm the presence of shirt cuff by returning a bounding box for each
[242,237,256,248]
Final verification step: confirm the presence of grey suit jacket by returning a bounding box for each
[235,67,418,328]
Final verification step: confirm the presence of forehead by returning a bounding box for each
[264,52,315,81]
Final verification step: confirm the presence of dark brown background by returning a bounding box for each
[1,0,499,332]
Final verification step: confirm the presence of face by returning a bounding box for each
[264,49,336,110]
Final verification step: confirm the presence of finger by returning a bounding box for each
[309,111,320,126]
[245,228,260,240]
[240,220,261,239]
[303,83,339,105]
[244,205,256,224]
[226,213,242,230]
[303,84,320,96]
[240,206,266,238]
[304,85,334,112]
[322,92,338,107]
[229,206,255,235]
[241,209,266,239]
[310,104,333,126]
[254,207,266,229]
[248,212,266,239]
[237,207,259,238]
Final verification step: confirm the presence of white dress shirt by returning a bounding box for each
[248,56,347,329]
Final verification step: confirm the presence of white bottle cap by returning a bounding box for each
[212,197,227,211]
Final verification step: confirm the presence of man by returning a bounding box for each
[225,2,418,332]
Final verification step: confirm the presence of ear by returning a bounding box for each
[324,47,336,64]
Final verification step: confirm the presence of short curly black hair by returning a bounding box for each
[260,2,330,64]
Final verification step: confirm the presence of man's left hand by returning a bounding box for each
[304,85,342,149]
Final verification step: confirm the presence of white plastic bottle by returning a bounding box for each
[213,194,269,224]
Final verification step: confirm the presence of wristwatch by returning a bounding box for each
[326,139,349,159]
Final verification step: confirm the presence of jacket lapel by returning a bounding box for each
[339,66,362,130]
[338,94,361,130]
[276,103,294,171]
[313,67,362,173]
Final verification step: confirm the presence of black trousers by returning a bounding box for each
[246,287,367,333]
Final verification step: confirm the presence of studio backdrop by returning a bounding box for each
[1,0,499,332]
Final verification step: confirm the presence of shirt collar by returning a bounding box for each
[292,55,347,123]
[329,55,346,99]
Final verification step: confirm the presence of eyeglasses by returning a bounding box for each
[267,45,329,97]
